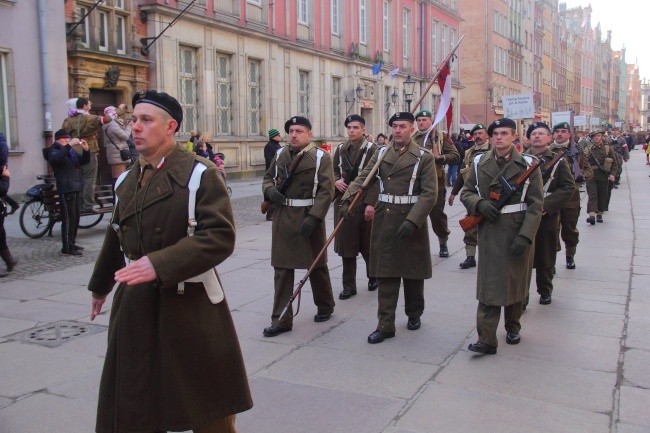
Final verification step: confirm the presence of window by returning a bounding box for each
[116,15,126,54]
[178,46,198,135]
[298,0,308,25]
[331,0,339,35]
[332,77,341,136]
[248,59,261,135]
[450,28,457,70]
[98,11,108,51]
[382,1,389,52]
[78,7,89,47]
[247,0,262,5]
[215,52,232,135]
[298,70,310,117]
[0,53,10,145]
[115,0,124,9]
[402,8,410,59]
[359,0,367,45]
[441,25,448,58]
[431,20,438,67]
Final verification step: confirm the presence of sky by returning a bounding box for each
[562,0,650,81]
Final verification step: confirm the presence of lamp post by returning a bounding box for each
[403,75,415,112]
[391,88,399,106]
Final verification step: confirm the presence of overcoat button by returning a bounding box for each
[155,228,162,233]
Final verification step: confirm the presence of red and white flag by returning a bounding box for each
[432,61,453,132]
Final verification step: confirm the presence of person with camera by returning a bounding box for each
[102,106,132,189]
[47,129,90,255]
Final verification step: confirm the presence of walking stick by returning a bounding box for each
[279,36,466,321]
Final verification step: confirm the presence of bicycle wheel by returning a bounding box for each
[79,212,104,229]
[19,199,52,239]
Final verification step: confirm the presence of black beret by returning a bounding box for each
[553,122,571,132]
[526,122,551,139]
[344,114,365,127]
[284,116,312,133]
[388,112,415,126]
[132,89,183,132]
[470,123,487,135]
[54,129,70,140]
[487,118,517,137]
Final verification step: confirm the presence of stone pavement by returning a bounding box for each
[0,152,649,433]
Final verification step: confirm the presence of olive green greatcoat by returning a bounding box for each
[62,108,123,153]
[528,148,575,269]
[333,139,378,257]
[461,148,544,306]
[342,139,438,279]
[88,145,252,433]
[412,129,460,185]
[262,143,334,269]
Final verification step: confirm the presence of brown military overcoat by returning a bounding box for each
[412,129,460,185]
[262,143,334,269]
[342,139,437,279]
[461,148,543,306]
[88,145,252,433]
[332,139,378,257]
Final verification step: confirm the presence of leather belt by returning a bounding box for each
[500,203,528,214]
[284,198,315,207]
[378,193,419,204]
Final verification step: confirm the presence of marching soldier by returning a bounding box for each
[609,126,629,189]
[333,114,379,299]
[584,129,618,224]
[340,112,437,344]
[262,116,336,337]
[449,123,490,269]
[461,118,543,354]
[549,122,593,269]
[526,122,575,305]
[411,110,460,257]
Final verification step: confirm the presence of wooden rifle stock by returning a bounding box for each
[459,214,484,232]
[332,144,368,202]
[261,150,305,214]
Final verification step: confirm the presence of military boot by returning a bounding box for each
[459,256,476,269]
[566,256,576,269]
[439,244,449,258]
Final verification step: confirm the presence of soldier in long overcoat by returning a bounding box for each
[526,122,575,305]
[411,110,459,257]
[584,129,618,224]
[341,112,437,344]
[88,91,252,433]
[549,122,593,269]
[262,116,335,337]
[461,118,543,355]
[333,114,379,299]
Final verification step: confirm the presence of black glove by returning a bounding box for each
[397,220,417,240]
[266,187,286,206]
[476,200,500,222]
[435,156,445,164]
[299,215,320,237]
[338,202,351,220]
[510,235,531,255]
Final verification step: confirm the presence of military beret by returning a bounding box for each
[388,112,415,126]
[589,128,604,137]
[470,123,487,135]
[344,114,365,127]
[553,122,571,132]
[284,116,312,133]
[132,89,183,132]
[54,129,70,140]
[487,118,517,137]
[526,122,551,139]
[414,110,433,119]
[268,128,280,139]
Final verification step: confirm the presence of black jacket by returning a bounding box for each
[264,139,282,171]
[47,141,90,194]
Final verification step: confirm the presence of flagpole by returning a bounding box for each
[410,35,465,114]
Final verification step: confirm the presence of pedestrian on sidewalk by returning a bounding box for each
[461,118,543,355]
[341,112,437,344]
[102,106,132,190]
[263,128,282,221]
[0,163,17,276]
[47,129,90,256]
[88,90,252,433]
[262,116,336,337]
[0,132,19,215]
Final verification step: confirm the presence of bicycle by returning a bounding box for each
[19,175,107,239]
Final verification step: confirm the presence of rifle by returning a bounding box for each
[260,150,305,214]
[567,111,585,182]
[540,148,568,180]
[279,34,466,321]
[459,159,541,232]
[333,144,368,201]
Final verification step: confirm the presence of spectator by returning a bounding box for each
[102,106,132,189]
[194,142,210,159]
[0,164,17,276]
[0,133,19,215]
[263,128,282,221]
[198,132,215,160]
[376,133,387,145]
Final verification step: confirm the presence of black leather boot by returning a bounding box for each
[0,249,17,273]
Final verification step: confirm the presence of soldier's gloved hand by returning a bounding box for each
[397,220,417,240]
[266,187,286,206]
[476,200,500,222]
[338,202,351,220]
[510,235,531,255]
[435,156,445,164]
[299,215,320,237]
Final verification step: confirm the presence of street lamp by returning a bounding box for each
[355,85,364,101]
[391,88,399,106]
[403,75,415,112]
[345,84,364,115]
